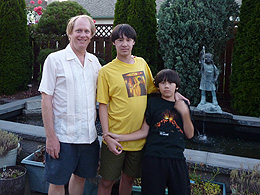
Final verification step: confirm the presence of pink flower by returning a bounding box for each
[30,1,35,4]
[37,6,42,11]
[34,7,38,12]
[93,19,96,23]
[37,11,43,16]
[38,0,42,4]
[35,20,39,23]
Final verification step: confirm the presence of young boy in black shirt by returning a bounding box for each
[107,69,194,195]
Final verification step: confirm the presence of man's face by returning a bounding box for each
[69,17,92,53]
[113,34,135,58]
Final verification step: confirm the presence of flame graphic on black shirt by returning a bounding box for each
[155,110,183,134]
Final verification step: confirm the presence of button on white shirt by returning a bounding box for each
[39,44,101,143]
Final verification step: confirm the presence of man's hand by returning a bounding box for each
[104,135,123,156]
[46,135,60,159]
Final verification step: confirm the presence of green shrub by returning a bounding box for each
[37,48,57,65]
[0,0,33,95]
[157,0,239,105]
[37,1,90,36]
[230,0,260,117]
[37,48,57,81]
[36,1,90,49]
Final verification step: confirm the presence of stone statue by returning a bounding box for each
[196,46,222,113]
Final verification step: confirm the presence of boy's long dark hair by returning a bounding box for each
[111,24,137,43]
[154,69,181,88]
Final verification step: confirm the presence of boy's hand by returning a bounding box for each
[104,135,123,155]
[175,92,190,105]
[174,100,189,116]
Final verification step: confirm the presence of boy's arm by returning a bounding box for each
[174,100,194,139]
[99,103,123,155]
[106,118,149,142]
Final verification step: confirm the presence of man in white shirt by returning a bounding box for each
[38,15,101,195]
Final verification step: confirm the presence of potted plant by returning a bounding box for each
[22,146,101,195]
[21,146,49,193]
[0,165,27,195]
[0,129,21,168]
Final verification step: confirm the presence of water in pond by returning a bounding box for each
[186,132,260,159]
[6,114,260,159]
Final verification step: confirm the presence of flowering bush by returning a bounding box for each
[26,0,44,25]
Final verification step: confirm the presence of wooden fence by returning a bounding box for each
[87,24,113,63]
[32,24,234,98]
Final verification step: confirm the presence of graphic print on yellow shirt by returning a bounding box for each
[122,71,147,97]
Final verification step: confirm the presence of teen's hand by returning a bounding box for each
[175,92,190,105]
[104,135,123,155]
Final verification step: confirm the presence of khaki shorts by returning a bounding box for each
[99,142,144,181]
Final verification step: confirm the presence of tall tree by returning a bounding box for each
[113,0,158,73]
[112,0,130,58]
[230,0,260,116]
[0,0,32,94]
[157,0,239,105]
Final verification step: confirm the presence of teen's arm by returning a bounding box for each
[174,100,194,139]
[106,118,149,142]
[175,92,190,105]
[99,103,123,155]
[41,93,60,159]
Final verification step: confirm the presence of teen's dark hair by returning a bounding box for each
[111,24,137,43]
[154,69,181,88]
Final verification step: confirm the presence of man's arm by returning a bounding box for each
[99,103,123,155]
[174,100,194,139]
[106,118,149,142]
[41,92,60,159]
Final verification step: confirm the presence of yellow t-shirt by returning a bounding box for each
[97,57,157,151]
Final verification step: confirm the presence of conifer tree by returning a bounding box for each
[0,0,32,94]
[113,0,130,26]
[157,0,239,105]
[112,0,158,73]
[127,0,158,73]
[230,0,260,116]
[112,0,130,58]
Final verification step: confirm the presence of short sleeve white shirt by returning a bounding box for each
[39,44,101,143]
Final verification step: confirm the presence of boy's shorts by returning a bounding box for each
[99,142,144,181]
[44,139,100,185]
[141,156,191,195]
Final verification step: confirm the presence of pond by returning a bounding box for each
[6,114,260,159]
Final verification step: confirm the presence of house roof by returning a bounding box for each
[74,0,165,19]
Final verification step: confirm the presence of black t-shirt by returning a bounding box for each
[145,96,189,159]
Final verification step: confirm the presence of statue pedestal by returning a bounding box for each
[195,102,222,114]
